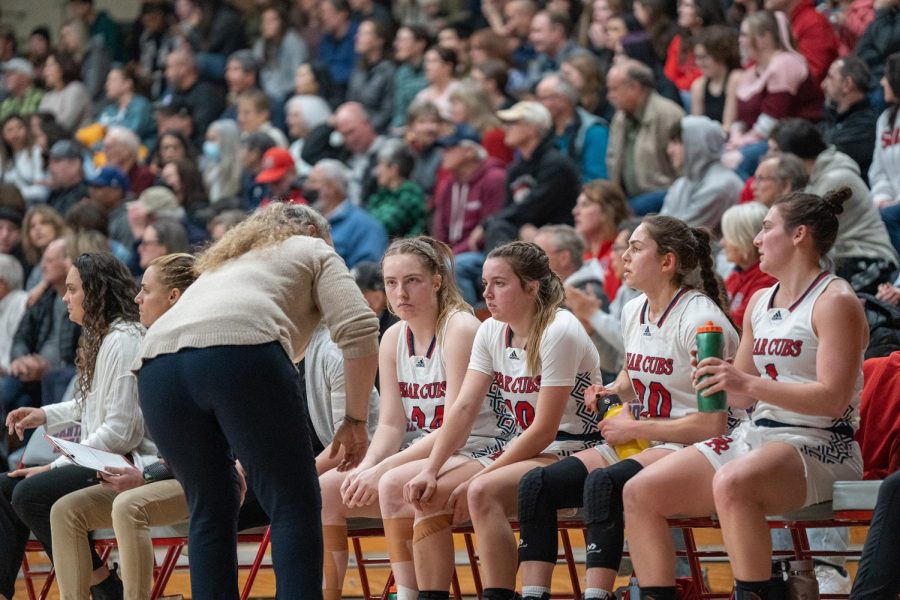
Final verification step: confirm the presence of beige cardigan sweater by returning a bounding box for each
[139,236,379,366]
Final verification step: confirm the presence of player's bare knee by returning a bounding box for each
[466,477,494,516]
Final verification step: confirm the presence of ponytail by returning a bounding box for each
[690,227,730,315]
[487,241,566,376]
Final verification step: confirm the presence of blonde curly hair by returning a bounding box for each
[195,203,332,273]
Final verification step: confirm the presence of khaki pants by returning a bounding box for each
[50,479,188,600]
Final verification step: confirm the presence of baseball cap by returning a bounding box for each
[436,124,482,148]
[48,139,84,161]
[136,186,180,214]
[0,208,23,228]
[87,166,129,191]
[497,101,552,131]
[1,58,34,79]
[255,148,296,184]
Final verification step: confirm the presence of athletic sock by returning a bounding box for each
[521,585,550,600]
[734,578,770,600]
[583,587,615,599]
[417,591,450,600]
[482,588,519,600]
[638,585,678,600]
[397,585,418,600]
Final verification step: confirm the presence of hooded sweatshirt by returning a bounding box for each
[807,147,899,264]
[661,116,742,232]
[432,156,507,255]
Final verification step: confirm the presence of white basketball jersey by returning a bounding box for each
[621,289,740,421]
[396,317,518,449]
[750,272,861,431]
[468,310,601,448]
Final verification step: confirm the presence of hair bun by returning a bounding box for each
[822,187,851,216]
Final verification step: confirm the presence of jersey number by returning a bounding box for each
[410,405,445,430]
[631,378,673,418]
[764,364,779,381]
[504,400,536,429]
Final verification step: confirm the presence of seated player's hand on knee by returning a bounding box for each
[340,463,383,508]
[98,465,145,493]
[404,468,438,510]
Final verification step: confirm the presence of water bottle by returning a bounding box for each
[695,321,727,412]
[600,397,650,458]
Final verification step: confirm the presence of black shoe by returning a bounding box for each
[91,567,123,600]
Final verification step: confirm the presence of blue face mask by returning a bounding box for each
[202,141,221,161]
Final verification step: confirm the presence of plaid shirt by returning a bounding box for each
[367,179,426,238]
[0,87,45,122]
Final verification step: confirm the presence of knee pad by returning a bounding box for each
[517,458,587,523]
[518,457,589,564]
[583,459,643,570]
[412,513,452,545]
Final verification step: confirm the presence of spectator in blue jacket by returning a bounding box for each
[318,0,359,104]
[536,72,609,182]
[305,159,387,268]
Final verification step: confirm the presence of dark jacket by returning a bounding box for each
[347,59,396,134]
[822,98,877,181]
[11,289,80,365]
[47,182,89,216]
[856,6,900,88]
[490,136,580,229]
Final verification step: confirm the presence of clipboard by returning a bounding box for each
[44,435,133,474]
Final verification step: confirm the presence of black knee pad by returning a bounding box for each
[518,458,588,564]
[583,459,643,570]
[418,591,451,600]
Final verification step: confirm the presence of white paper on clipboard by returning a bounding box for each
[44,435,132,474]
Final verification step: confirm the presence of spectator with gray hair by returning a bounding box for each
[0,254,27,374]
[367,141,425,238]
[472,101,581,251]
[304,159,387,267]
[536,72,609,182]
[606,59,685,215]
[750,153,809,206]
[285,94,333,177]
[821,56,878,179]
[102,126,155,196]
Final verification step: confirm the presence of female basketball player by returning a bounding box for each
[403,241,603,600]
[515,215,740,600]
[623,188,866,600]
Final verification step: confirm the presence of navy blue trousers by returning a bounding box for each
[138,342,322,600]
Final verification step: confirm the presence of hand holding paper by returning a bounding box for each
[44,435,132,474]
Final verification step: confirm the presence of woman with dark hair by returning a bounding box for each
[870,52,900,255]
[254,6,308,102]
[632,0,678,63]
[135,203,379,599]
[625,189,867,600]
[515,217,738,600]
[347,19,396,133]
[664,0,726,106]
[150,130,196,176]
[0,114,48,204]
[414,47,462,120]
[470,59,516,111]
[294,61,338,109]
[3,252,156,600]
[690,25,742,128]
[160,158,210,221]
[97,65,155,147]
[38,50,92,131]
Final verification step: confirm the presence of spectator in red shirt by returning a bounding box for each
[764,0,839,84]
[720,201,777,326]
[664,0,726,104]
[572,179,632,302]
